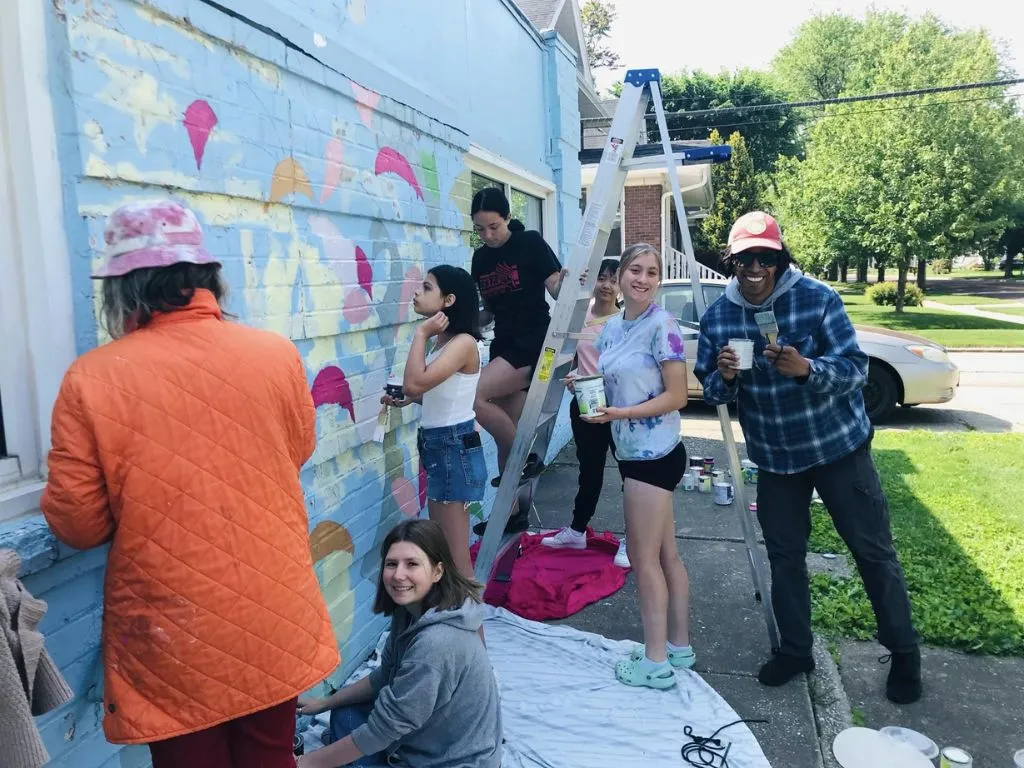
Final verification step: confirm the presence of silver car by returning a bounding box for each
[659,278,960,423]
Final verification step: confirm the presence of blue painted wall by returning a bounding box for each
[0,0,580,765]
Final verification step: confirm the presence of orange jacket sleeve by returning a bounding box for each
[40,371,115,550]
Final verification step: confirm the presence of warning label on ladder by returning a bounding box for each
[603,137,624,166]
[578,202,605,249]
[537,347,557,382]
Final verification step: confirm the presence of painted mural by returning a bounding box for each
[60,0,473,687]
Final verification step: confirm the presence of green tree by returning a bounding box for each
[650,70,802,178]
[772,14,864,100]
[772,12,1021,309]
[697,131,760,251]
[580,0,620,71]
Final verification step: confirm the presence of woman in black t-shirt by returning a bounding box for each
[470,188,568,499]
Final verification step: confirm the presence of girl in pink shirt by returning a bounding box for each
[542,258,628,566]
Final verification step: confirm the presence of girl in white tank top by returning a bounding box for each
[382,265,486,612]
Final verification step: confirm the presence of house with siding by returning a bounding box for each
[0,0,588,764]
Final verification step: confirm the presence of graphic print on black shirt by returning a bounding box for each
[471,229,561,340]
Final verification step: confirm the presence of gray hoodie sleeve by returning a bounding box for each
[350,637,449,756]
[367,626,398,694]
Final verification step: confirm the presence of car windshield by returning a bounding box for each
[659,283,727,325]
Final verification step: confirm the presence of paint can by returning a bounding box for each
[713,483,734,506]
[689,456,704,469]
[1013,748,1024,768]
[702,457,715,473]
[740,459,759,485]
[698,473,712,493]
[682,472,696,491]
[574,375,606,417]
[939,747,972,768]
[385,376,404,399]
[748,502,757,514]
[712,470,728,484]
[728,338,755,370]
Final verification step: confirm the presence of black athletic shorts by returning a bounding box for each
[618,441,687,492]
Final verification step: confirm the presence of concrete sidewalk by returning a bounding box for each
[921,299,1024,325]
[526,424,1024,766]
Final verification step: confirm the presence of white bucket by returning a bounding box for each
[574,375,606,416]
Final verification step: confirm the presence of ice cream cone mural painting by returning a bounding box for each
[310,521,356,652]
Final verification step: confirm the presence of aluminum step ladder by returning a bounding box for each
[472,68,779,653]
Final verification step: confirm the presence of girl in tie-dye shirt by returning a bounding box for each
[584,243,694,692]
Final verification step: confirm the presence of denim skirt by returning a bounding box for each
[417,419,487,503]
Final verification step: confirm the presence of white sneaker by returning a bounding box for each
[614,538,630,568]
[541,527,587,550]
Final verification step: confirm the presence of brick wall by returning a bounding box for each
[624,184,664,250]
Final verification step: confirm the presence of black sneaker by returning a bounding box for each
[490,453,544,488]
[473,509,530,537]
[757,653,815,686]
[882,648,922,704]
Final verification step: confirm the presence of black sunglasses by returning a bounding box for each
[733,251,780,268]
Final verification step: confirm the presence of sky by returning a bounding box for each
[592,0,1024,95]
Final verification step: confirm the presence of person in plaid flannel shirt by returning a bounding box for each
[694,211,921,705]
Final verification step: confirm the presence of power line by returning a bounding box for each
[581,76,1024,125]
[656,89,1024,138]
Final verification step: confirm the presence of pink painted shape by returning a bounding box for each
[392,477,419,518]
[354,246,373,299]
[343,288,371,324]
[418,462,428,509]
[399,266,423,323]
[320,137,344,203]
[351,82,380,128]
[183,99,218,170]
[311,366,354,422]
[374,148,423,200]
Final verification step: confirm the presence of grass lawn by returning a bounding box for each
[922,293,1013,306]
[986,307,1024,317]
[830,283,1024,347]
[809,431,1024,655]
[934,270,1024,280]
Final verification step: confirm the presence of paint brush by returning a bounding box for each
[754,310,779,345]
[372,404,390,444]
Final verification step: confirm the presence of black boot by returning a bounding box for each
[472,508,529,537]
[884,648,922,704]
[757,652,815,686]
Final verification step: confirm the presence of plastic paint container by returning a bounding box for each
[574,375,606,416]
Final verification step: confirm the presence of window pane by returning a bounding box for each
[659,285,696,324]
[510,187,543,233]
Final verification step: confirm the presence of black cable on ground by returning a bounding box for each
[681,718,769,767]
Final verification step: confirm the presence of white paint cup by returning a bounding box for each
[729,338,754,370]
[682,473,695,491]
[1014,748,1024,768]
[574,375,606,417]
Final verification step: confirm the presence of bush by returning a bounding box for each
[932,257,952,274]
[867,282,924,307]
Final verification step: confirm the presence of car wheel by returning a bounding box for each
[864,363,898,423]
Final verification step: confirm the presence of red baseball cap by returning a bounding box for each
[727,212,783,254]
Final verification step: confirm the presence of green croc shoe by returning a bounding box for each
[630,644,696,670]
[615,656,676,689]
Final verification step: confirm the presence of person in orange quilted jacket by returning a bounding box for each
[40,199,339,768]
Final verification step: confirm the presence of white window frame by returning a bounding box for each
[0,0,77,522]
[467,144,558,250]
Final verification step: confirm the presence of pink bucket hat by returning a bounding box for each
[727,211,784,254]
[92,200,219,278]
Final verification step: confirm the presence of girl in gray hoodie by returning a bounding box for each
[297,520,502,768]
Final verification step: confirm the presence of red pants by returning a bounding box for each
[149,698,297,768]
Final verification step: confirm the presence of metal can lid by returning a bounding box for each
[941,746,972,763]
